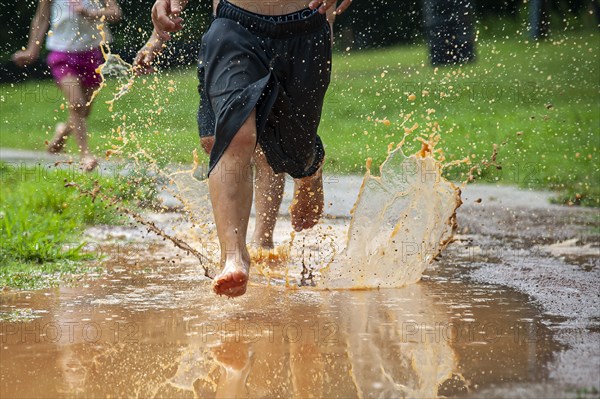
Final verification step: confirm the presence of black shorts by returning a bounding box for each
[197,0,332,179]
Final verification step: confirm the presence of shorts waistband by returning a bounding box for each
[216,0,326,38]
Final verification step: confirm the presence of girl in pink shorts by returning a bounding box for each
[12,0,122,171]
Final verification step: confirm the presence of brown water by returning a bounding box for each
[0,238,562,398]
[89,23,135,110]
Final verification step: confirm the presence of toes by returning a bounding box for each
[212,270,248,297]
[214,279,236,291]
[292,211,320,232]
[225,285,247,298]
[213,281,247,298]
[214,270,246,285]
[293,219,304,232]
[290,181,323,232]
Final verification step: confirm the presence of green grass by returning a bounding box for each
[1,29,598,205]
[0,162,156,289]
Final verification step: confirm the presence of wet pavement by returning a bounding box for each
[1,161,599,397]
[455,185,600,393]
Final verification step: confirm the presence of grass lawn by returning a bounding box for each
[1,29,598,205]
[0,163,157,289]
[0,164,108,289]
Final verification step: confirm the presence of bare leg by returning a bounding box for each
[201,136,284,250]
[83,85,95,110]
[210,110,256,297]
[287,10,332,231]
[290,166,324,232]
[56,75,97,171]
[251,147,284,248]
[80,85,98,171]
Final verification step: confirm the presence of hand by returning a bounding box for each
[152,0,185,41]
[309,0,352,15]
[133,37,165,75]
[11,48,39,67]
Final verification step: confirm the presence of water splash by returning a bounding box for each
[64,180,214,278]
[98,53,134,105]
[88,23,135,110]
[318,140,462,289]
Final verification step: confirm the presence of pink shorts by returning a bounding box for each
[47,48,104,88]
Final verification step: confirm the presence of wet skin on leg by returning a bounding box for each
[203,132,324,238]
[201,137,285,250]
[209,109,256,297]
[250,147,285,248]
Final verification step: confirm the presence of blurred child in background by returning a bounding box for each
[12,0,122,171]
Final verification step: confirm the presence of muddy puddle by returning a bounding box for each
[0,219,568,399]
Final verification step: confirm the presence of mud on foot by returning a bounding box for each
[212,258,250,298]
[290,169,324,232]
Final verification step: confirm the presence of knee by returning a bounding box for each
[201,136,215,154]
[227,121,256,156]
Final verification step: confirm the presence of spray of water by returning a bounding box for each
[319,140,462,289]
[87,23,134,110]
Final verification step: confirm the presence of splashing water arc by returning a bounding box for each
[88,23,135,109]
[319,147,462,289]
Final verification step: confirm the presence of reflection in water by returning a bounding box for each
[0,260,559,398]
[160,286,455,398]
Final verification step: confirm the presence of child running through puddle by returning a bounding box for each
[12,0,122,171]
[135,0,352,298]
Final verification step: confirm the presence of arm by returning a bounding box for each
[12,0,51,67]
[134,30,165,75]
[133,0,189,74]
[75,0,123,23]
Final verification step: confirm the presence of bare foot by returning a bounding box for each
[290,169,324,232]
[213,258,250,297]
[47,123,70,154]
[80,156,98,172]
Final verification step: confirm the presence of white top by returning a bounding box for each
[46,0,112,52]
